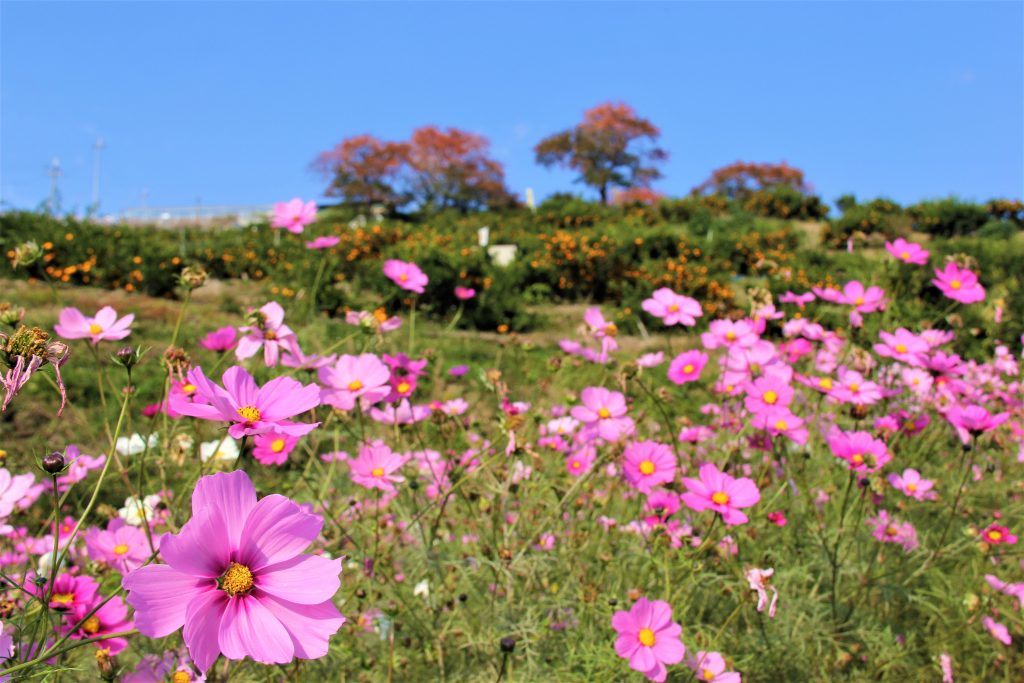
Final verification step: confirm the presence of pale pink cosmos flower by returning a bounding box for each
[236,302,300,368]
[345,309,403,333]
[636,352,664,369]
[831,369,883,406]
[611,597,686,683]
[834,280,886,313]
[305,235,340,250]
[318,353,391,411]
[56,445,106,492]
[271,198,317,234]
[641,288,703,327]
[570,387,632,442]
[369,399,431,425]
[54,306,134,344]
[169,365,320,439]
[122,470,345,672]
[885,238,929,265]
[0,468,38,523]
[779,291,815,308]
[874,328,928,366]
[940,653,953,682]
[752,409,808,446]
[984,574,1024,610]
[681,463,761,526]
[745,567,778,618]
[85,518,152,575]
[887,468,937,501]
[866,510,919,551]
[622,441,676,493]
[349,442,409,492]
[701,319,758,350]
[932,262,985,304]
[383,259,428,294]
[667,351,708,385]
[454,286,476,300]
[687,651,741,683]
[982,617,1012,646]
[565,445,596,477]
[828,428,891,472]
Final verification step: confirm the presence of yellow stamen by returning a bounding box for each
[271,438,286,453]
[172,672,192,683]
[774,419,788,430]
[668,304,679,313]
[88,324,103,335]
[397,382,411,394]
[725,331,736,341]
[906,483,918,492]
[113,544,130,555]
[989,530,1003,542]
[711,491,730,505]
[819,378,833,390]
[900,251,909,259]
[371,467,385,477]
[638,627,656,647]
[220,562,254,596]
[597,407,611,419]
[236,405,261,422]
[182,383,196,394]
[950,280,961,290]
[639,460,656,476]
[682,364,695,374]
[895,344,907,354]
[81,616,101,634]
[762,390,778,405]
[51,593,75,605]
[347,379,364,391]
[854,297,864,306]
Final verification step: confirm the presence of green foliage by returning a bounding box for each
[906,197,990,237]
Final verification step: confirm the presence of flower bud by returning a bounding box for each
[41,451,66,475]
[500,636,516,653]
[178,265,209,290]
[10,241,42,268]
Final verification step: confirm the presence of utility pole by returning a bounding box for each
[92,137,105,210]
[48,157,62,215]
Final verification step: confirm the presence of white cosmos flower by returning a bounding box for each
[118,494,161,526]
[199,437,240,463]
[115,433,158,456]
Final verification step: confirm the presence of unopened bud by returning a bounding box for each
[500,636,516,653]
[10,241,42,268]
[41,451,66,475]
[178,265,208,290]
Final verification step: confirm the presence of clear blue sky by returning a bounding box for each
[2,1,1022,214]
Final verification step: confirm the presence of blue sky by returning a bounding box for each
[2,1,1022,214]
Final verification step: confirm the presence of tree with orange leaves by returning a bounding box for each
[311,134,410,208]
[313,127,516,213]
[535,102,667,205]
[692,161,811,199]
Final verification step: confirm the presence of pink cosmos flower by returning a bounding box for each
[779,291,815,308]
[982,617,1012,646]
[745,567,778,617]
[349,442,409,492]
[383,259,428,294]
[369,399,431,425]
[56,446,106,492]
[565,445,596,476]
[743,375,793,414]
[236,302,300,368]
[66,594,134,654]
[944,404,1009,441]
[169,365,320,439]
[611,597,686,682]
[828,428,891,473]
[831,369,883,406]
[252,433,300,466]
[271,198,317,234]
[345,309,402,333]
[874,328,928,366]
[570,387,632,442]
[200,326,238,352]
[932,262,985,304]
[885,238,929,265]
[667,351,708,385]
[0,468,40,522]
[86,518,152,575]
[623,441,676,493]
[981,523,1017,546]
[636,352,665,369]
[681,463,761,526]
[641,288,703,327]
[687,651,741,683]
[305,235,340,250]
[122,470,345,672]
[454,286,476,300]
[318,353,391,411]
[985,574,1024,610]
[836,281,887,313]
[701,319,758,350]
[887,468,937,501]
[752,409,808,446]
[54,306,134,344]
[42,573,99,611]
[867,510,919,551]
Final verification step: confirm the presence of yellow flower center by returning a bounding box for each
[236,405,261,422]
[848,383,860,393]
[711,491,730,505]
[113,544,130,555]
[819,378,833,390]
[639,460,656,475]
[347,379,364,391]
[725,331,736,341]
[172,672,192,683]
[397,382,411,394]
[264,330,277,340]
[182,383,196,394]
[900,251,909,259]
[885,526,899,537]
[605,323,618,336]
[371,467,385,477]
[81,616,101,634]
[683,364,695,374]
[774,419,788,430]
[597,408,611,419]
[989,530,1003,542]
[950,280,961,290]
[855,297,864,306]
[668,304,679,312]
[703,669,716,681]
[373,308,389,323]
[399,274,409,282]
[571,461,582,470]
[271,438,286,453]
[88,323,103,335]
[906,483,917,492]
[52,593,75,605]
[220,562,254,596]
[638,627,656,647]
[762,390,778,405]
[851,454,864,465]
[895,344,907,353]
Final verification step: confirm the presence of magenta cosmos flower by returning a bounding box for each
[236,302,300,368]
[200,326,238,352]
[570,387,633,442]
[932,262,985,304]
[944,404,1009,440]
[667,351,708,385]
[54,306,134,344]
[122,470,345,672]
[981,523,1018,546]
[681,463,760,526]
[611,597,686,682]
[623,440,676,493]
[318,353,391,411]
[252,432,300,466]
[349,442,409,492]
[169,366,320,439]
[383,259,428,294]
[271,198,317,234]
[454,286,476,300]
[828,428,891,473]
[885,238,929,265]
[641,288,703,327]
[305,235,340,250]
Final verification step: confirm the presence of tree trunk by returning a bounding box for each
[599,185,608,205]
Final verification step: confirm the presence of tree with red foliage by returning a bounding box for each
[534,102,667,205]
[612,187,665,206]
[311,134,410,208]
[312,127,516,213]
[406,126,517,212]
[692,161,811,199]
